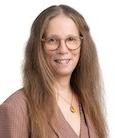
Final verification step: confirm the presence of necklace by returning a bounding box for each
[58,92,77,113]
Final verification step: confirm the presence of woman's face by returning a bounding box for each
[43,14,81,78]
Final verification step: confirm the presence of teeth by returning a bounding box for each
[55,59,70,64]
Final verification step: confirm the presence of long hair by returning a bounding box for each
[23,4,107,138]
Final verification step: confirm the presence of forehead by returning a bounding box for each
[45,14,79,37]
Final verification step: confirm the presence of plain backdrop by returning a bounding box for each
[0,0,114,137]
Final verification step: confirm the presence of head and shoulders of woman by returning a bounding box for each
[0,4,108,138]
[1,4,89,111]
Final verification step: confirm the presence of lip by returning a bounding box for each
[54,59,71,64]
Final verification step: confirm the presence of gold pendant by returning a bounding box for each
[70,106,77,113]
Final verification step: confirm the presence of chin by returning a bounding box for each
[54,69,73,77]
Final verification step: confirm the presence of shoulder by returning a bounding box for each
[0,88,28,119]
[0,89,30,137]
[0,88,27,109]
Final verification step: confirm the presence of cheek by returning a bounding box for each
[71,50,81,69]
[72,48,81,60]
[44,50,55,64]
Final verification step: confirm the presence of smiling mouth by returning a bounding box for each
[54,59,70,64]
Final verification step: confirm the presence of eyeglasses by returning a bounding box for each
[42,35,83,51]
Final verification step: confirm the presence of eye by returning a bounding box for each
[46,37,57,44]
[67,36,77,42]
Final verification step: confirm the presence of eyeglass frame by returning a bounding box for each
[41,35,83,51]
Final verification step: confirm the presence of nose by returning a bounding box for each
[57,40,68,54]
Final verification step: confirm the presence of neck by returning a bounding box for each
[54,76,72,101]
[54,76,79,114]
[55,74,71,86]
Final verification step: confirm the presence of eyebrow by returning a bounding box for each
[46,34,79,38]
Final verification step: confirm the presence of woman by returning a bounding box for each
[0,4,107,138]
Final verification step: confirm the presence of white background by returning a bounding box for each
[0,0,114,137]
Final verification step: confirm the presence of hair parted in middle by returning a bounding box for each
[23,4,107,138]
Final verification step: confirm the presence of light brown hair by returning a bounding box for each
[23,4,107,138]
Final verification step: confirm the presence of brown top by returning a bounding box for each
[53,104,89,138]
[0,89,98,138]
